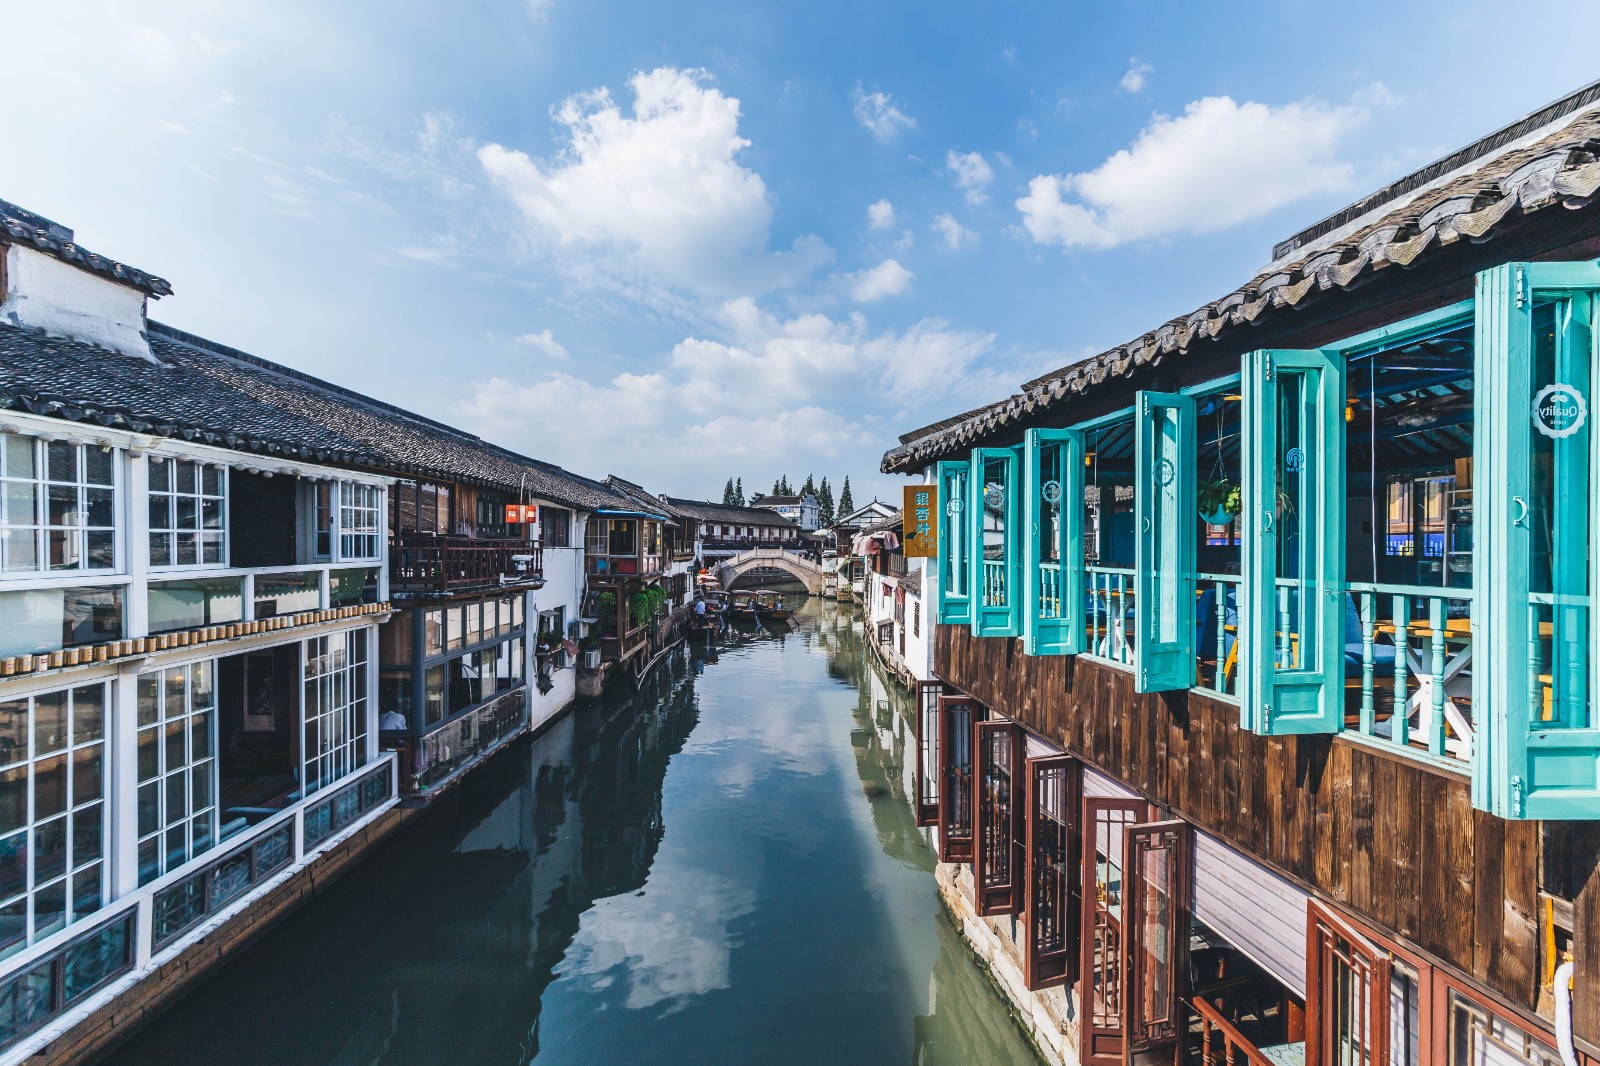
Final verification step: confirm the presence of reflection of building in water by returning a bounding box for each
[107,646,703,1066]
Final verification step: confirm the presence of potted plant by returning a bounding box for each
[1197,479,1240,526]
[595,592,618,637]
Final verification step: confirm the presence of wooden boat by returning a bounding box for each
[755,591,792,622]
[728,591,759,622]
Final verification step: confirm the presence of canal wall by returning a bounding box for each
[39,807,420,1066]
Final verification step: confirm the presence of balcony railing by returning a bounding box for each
[389,535,541,594]
[0,754,397,1056]
[701,537,798,551]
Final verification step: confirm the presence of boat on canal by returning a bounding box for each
[755,591,792,623]
[728,590,760,622]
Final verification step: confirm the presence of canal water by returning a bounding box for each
[107,599,1039,1066]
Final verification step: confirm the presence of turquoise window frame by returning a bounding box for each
[1023,428,1084,655]
[1473,260,1600,819]
[936,460,972,625]
[1134,391,1197,692]
[1239,347,1347,736]
[970,446,1022,637]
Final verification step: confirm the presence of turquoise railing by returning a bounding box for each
[1347,583,1474,762]
[1086,566,1136,666]
[1037,561,1064,619]
[981,558,1007,607]
[1193,573,1241,698]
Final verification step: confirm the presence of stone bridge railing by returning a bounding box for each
[713,547,825,594]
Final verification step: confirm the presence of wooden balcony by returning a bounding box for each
[389,534,541,594]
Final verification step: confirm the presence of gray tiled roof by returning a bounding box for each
[0,199,173,297]
[0,318,631,513]
[661,497,800,526]
[883,87,1600,473]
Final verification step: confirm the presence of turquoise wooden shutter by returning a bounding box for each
[970,447,1022,637]
[1474,261,1600,819]
[936,461,973,625]
[1239,349,1346,735]
[1023,428,1084,655]
[1135,392,1196,692]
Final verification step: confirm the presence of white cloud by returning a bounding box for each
[932,212,977,250]
[527,0,553,18]
[479,67,777,294]
[1355,81,1401,109]
[852,87,916,142]
[867,198,895,230]
[946,150,994,205]
[457,298,1006,489]
[849,258,912,302]
[518,328,570,360]
[1017,95,1365,249]
[1119,59,1152,94]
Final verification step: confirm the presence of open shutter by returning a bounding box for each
[1239,348,1346,735]
[937,695,984,863]
[1474,261,1600,818]
[914,681,942,826]
[1080,796,1148,1066]
[1024,755,1081,990]
[1306,900,1391,1066]
[1024,428,1085,656]
[1134,392,1196,692]
[1120,820,1189,1065]
[936,461,973,625]
[970,447,1022,637]
[972,720,1025,916]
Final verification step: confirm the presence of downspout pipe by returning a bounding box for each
[1557,960,1580,1066]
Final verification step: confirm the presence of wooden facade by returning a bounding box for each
[934,621,1600,1050]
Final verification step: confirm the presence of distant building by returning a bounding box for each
[748,492,819,531]
[660,498,804,560]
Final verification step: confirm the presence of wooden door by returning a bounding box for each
[1120,820,1190,1065]
[1078,796,1147,1066]
[937,695,983,863]
[1024,755,1081,990]
[1306,899,1391,1066]
[972,720,1025,916]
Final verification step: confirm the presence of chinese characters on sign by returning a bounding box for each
[902,484,939,558]
[504,503,539,524]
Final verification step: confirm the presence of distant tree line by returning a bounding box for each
[720,473,855,526]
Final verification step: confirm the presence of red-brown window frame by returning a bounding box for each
[1307,899,1393,1066]
[937,695,983,864]
[1024,754,1081,990]
[1121,819,1190,1057]
[913,681,942,827]
[972,719,1025,916]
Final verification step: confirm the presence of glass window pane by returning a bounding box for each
[0,768,25,835]
[83,448,112,487]
[72,745,102,807]
[34,877,66,939]
[0,702,25,767]
[0,831,25,902]
[33,816,66,883]
[72,803,102,869]
[3,440,36,480]
[4,481,36,527]
[71,686,104,745]
[46,441,75,483]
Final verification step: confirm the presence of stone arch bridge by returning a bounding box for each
[714,547,825,594]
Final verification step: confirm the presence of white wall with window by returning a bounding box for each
[305,479,387,564]
[147,457,226,568]
[302,630,371,796]
[0,680,107,958]
[135,664,216,885]
[1,437,117,575]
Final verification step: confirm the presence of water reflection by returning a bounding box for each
[107,600,1036,1066]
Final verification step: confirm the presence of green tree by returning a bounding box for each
[722,478,735,506]
[838,477,854,517]
[802,473,815,496]
[734,478,746,506]
[818,478,834,526]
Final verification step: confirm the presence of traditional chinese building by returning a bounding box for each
[884,80,1600,1064]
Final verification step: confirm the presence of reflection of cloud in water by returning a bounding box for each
[566,869,756,1014]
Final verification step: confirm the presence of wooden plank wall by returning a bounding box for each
[932,624,1565,1036]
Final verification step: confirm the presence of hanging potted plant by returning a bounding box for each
[1197,479,1241,526]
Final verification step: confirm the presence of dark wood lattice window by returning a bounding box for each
[1307,899,1391,1066]
[936,695,983,864]
[913,681,942,827]
[1122,819,1189,1059]
[1024,755,1080,990]
[973,720,1025,916]
[1080,797,1146,1066]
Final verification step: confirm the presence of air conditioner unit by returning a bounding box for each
[511,554,535,571]
[581,648,601,670]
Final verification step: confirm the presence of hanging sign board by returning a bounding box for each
[504,503,539,524]
[902,483,939,557]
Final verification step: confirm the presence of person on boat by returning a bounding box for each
[693,596,707,622]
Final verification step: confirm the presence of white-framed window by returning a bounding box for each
[136,663,217,885]
[148,456,226,568]
[0,681,107,957]
[302,631,369,796]
[1,437,116,575]
[339,482,382,560]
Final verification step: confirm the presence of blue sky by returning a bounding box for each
[7,1,1600,503]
